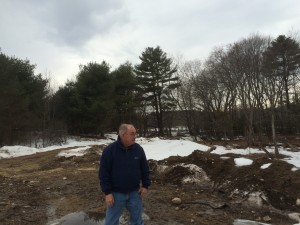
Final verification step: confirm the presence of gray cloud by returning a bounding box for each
[45,0,128,46]
[1,0,300,85]
[5,0,129,47]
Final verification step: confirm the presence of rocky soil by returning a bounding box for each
[0,138,300,225]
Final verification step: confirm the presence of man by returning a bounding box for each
[99,123,151,225]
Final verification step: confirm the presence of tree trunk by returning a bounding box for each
[271,110,279,157]
[246,109,254,146]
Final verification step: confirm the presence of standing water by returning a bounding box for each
[46,211,104,225]
[46,211,151,225]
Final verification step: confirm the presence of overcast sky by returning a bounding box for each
[1,0,300,87]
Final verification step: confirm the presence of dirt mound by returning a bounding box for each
[154,150,300,212]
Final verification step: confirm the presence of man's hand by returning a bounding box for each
[105,194,114,207]
[138,187,148,198]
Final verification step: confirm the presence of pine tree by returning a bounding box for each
[264,35,300,108]
[0,51,48,145]
[54,61,114,135]
[135,46,179,135]
[111,62,137,126]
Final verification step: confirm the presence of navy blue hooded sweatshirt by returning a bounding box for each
[99,136,151,195]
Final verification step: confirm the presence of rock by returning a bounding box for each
[29,180,39,184]
[191,218,195,223]
[255,217,261,221]
[159,163,211,186]
[246,192,265,208]
[172,197,182,205]
[288,213,300,223]
[63,177,67,180]
[296,198,300,206]
[142,213,150,221]
[262,215,271,222]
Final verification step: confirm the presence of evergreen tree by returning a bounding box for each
[0,51,48,145]
[264,35,300,108]
[52,80,78,133]
[54,61,114,135]
[134,46,179,135]
[77,61,113,134]
[111,62,137,127]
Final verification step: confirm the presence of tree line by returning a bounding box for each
[1,33,300,147]
[176,34,300,149]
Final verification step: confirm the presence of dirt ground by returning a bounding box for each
[0,137,300,225]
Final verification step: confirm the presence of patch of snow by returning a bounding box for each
[104,133,118,140]
[57,147,91,158]
[0,138,112,159]
[1,135,300,173]
[212,146,263,155]
[282,150,300,168]
[234,158,253,167]
[221,156,230,160]
[141,138,209,160]
[260,163,271,169]
[0,146,37,158]
[156,165,168,173]
[178,163,210,184]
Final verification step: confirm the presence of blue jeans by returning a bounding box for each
[104,191,144,225]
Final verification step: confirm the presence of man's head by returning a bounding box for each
[119,124,137,147]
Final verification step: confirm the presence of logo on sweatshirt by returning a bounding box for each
[134,156,140,160]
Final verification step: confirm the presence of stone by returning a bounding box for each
[247,192,264,208]
[262,215,271,222]
[172,197,182,205]
[288,213,300,223]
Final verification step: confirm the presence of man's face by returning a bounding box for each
[121,126,136,147]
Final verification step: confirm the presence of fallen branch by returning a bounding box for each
[206,146,216,153]
[260,147,274,160]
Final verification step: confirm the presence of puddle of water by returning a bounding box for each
[46,210,150,225]
[233,219,271,225]
[46,211,104,225]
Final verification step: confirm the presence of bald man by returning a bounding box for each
[99,124,151,225]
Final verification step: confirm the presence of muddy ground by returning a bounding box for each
[0,137,300,225]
